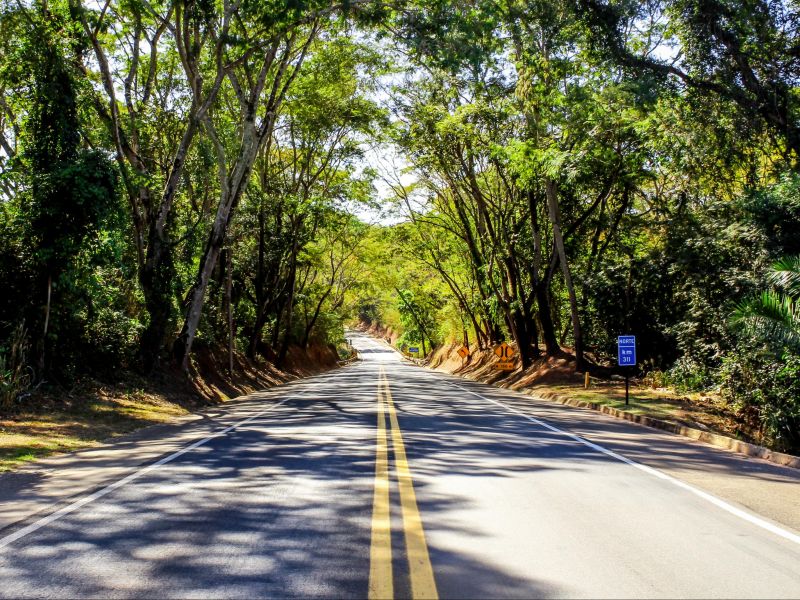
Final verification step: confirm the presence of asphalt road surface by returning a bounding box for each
[1,332,799,598]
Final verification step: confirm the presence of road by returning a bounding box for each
[0,331,799,598]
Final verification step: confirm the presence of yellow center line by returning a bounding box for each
[382,368,439,600]
[369,369,393,600]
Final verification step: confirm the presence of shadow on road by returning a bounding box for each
[2,336,797,598]
[0,359,558,598]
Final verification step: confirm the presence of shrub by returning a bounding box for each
[642,369,667,389]
[663,356,717,392]
[720,349,800,453]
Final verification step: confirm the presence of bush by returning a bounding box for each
[81,306,143,373]
[720,348,800,453]
[642,369,667,389]
[663,356,717,392]
[396,331,426,354]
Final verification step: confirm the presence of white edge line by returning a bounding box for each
[445,380,800,547]
[0,396,295,550]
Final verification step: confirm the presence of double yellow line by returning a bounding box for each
[369,367,438,600]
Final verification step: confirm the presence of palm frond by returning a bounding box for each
[768,255,800,296]
[732,291,800,351]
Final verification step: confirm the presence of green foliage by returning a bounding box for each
[721,349,800,453]
[1,0,799,459]
[27,150,119,270]
[725,251,800,451]
[395,288,441,351]
[583,258,680,367]
[18,4,121,377]
[733,290,800,353]
[769,256,800,295]
[743,173,800,256]
[663,357,716,394]
[732,256,800,355]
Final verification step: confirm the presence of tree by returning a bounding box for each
[733,256,800,352]
[21,1,118,375]
[74,0,230,371]
[577,0,800,161]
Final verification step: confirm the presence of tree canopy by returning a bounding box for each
[1,0,799,451]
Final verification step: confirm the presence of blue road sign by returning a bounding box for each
[617,335,636,366]
[409,347,419,353]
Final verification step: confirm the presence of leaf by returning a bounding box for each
[732,290,800,351]
[768,256,800,296]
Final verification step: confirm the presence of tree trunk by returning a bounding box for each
[452,197,501,342]
[136,112,205,372]
[395,287,433,354]
[248,197,267,359]
[302,286,332,349]
[138,232,176,372]
[527,189,560,356]
[507,254,539,367]
[428,252,484,350]
[248,309,268,360]
[38,274,52,375]
[43,274,51,340]
[546,179,584,369]
[512,309,533,368]
[174,122,261,371]
[271,301,285,348]
[277,251,298,367]
[174,242,221,372]
[496,259,531,367]
[535,284,560,356]
[225,248,234,376]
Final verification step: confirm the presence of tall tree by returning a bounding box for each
[22,0,117,374]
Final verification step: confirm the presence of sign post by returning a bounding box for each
[617,335,636,405]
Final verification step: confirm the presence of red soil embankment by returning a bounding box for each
[359,321,402,347]
[190,342,341,402]
[0,342,343,471]
[427,341,583,390]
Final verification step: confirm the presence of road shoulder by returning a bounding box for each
[0,370,338,534]
[424,363,800,534]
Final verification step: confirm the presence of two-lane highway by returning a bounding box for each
[0,332,799,598]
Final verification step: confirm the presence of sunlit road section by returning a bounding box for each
[1,331,799,598]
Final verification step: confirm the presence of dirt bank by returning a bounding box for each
[424,341,800,465]
[359,321,402,347]
[0,343,341,471]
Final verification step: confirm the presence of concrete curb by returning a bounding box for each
[528,389,800,470]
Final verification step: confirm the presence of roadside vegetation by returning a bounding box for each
[347,2,800,454]
[1,0,799,460]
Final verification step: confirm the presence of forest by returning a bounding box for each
[0,0,799,454]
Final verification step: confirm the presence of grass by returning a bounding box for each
[440,345,759,446]
[0,384,191,472]
[539,380,748,442]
